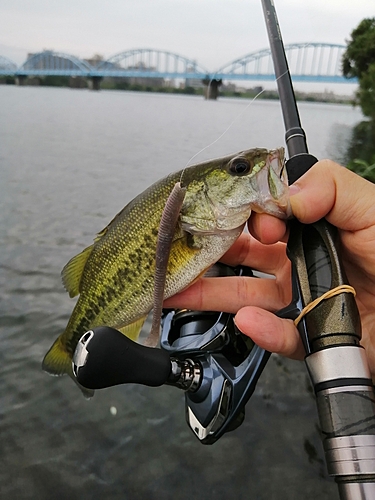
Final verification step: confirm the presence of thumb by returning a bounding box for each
[290,160,375,232]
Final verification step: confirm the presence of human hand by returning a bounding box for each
[164,160,375,379]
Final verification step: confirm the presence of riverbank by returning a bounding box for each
[0,75,355,105]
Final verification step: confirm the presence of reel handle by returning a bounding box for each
[72,326,172,390]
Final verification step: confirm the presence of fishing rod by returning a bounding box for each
[261,0,375,498]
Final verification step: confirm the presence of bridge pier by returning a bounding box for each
[15,75,27,86]
[88,76,102,91]
[202,78,222,100]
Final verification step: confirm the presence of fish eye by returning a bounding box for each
[228,158,251,176]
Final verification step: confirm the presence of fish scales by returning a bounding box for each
[64,174,181,348]
[43,147,290,393]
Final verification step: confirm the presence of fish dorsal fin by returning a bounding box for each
[61,220,114,298]
[117,316,147,342]
[93,201,132,243]
[93,226,108,243]
[61,244,94,298]
[60,205,128,299]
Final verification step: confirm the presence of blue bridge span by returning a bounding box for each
[0,44,356,86]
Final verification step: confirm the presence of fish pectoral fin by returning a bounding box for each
[188,266,212,287]
[118,316,147,342]
[61,244,94,298]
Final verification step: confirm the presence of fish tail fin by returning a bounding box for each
[42,337,71,376]
[42,337,94,399]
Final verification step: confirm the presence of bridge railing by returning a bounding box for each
[94,49,209,77]
[213,43,349,82]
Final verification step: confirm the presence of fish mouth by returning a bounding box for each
[250,149,291,218]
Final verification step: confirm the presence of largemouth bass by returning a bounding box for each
[43,147,290,392]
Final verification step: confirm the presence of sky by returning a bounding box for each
[1,0,374,94]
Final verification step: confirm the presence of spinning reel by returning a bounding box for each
[73,265,283,444]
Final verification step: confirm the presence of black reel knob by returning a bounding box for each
[73,326,172,390]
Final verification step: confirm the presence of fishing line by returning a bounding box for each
[185,69,291,168]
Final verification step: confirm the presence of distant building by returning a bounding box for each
[25,51,79,71]
[83,57,166,87]
[124,62,164,87]
[84,54,105,67]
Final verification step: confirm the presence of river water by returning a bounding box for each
[0,85,363,500]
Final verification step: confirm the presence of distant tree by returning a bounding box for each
[342,18,375,118]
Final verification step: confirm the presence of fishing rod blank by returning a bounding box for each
[261,1,375,498]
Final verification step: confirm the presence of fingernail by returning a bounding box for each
[289,184,301,196]
[233,315,241,332]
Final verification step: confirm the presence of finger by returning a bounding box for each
[290,160,375,231]
[234,306,305,360]
[219,233,289,276]
[164,274,291,314]
[248,212,288,244]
